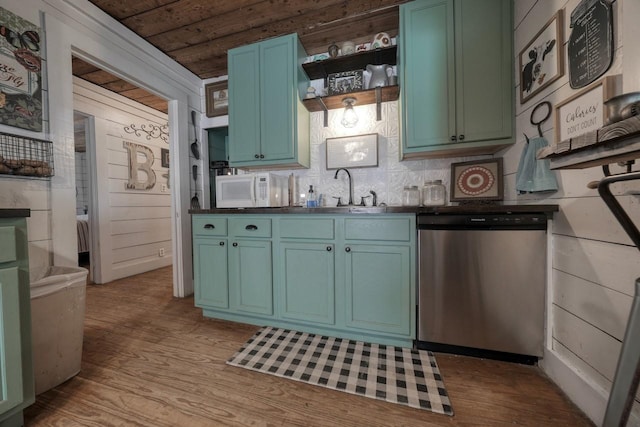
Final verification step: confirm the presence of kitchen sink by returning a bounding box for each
[310,205,388,213]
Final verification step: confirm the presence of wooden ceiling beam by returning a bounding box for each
[88,0,178,20]
[146,0,347,52]
[181,8,400,78]
[76,69,122,85]
[301,8,400,55]
[166,0,405,66]
[121,0,265,37]
[71,57,101,75]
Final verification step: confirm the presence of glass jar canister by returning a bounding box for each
[421,180,446,206]
[402,185,421,206]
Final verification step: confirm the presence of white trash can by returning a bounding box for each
[30,266,88,395]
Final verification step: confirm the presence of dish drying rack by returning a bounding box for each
[0,131,54,178]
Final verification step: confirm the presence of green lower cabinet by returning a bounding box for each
[229,240,273,316]
[192,214,415,347]
[0,215,34,426]
[193,238,229,309]
[344,244,412,336]
[0,267,24,417]
[279,242,335,325]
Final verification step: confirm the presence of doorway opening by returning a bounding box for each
[73,111,92,280]
[72,56,173,285]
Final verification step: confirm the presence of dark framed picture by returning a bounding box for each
[327,70,364,95]
[450,158,503,202]
[161,148,170,168]
[205,81,229,117]
[519,9,564,104]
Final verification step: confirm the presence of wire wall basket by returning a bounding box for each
[0,131,54,178]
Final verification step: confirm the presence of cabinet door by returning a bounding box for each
[279,242,335,325]
[260,35,296,162]
[344,244,412,336]
[193,238,229,309]
[228,44,261,163]
[401,0,456,151]
[230,240,273,315]
[0,267,24,417]
[455,0,512,143]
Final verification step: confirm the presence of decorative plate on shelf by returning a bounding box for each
[327,70,364,95]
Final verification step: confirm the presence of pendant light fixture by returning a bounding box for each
[341,97,358,128]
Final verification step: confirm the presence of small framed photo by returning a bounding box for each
[161,148,170,168]
[519,9,564,104]
[326,133,378,169]
[205,81,229,117]
[450,158,503,202]
[327,70,364,95]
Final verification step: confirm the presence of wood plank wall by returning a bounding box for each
[506,0,640,423]
[73,78,172,284]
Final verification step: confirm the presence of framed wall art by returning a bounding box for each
[519,9,564,104]
[554,74,622,143]
[326,133,378,169]
[450,158,503,202]
[327,70,364,95]
[205,81,228,117]
[0,6,44,132]
[161,148,170,168]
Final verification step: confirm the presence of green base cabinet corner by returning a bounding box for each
[228,33,310,169]
[0,215,34,426]
[400,0,514,159]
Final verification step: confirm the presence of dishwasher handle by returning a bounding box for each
[417,213,547,230]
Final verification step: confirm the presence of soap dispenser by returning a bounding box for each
[307,185,317,208]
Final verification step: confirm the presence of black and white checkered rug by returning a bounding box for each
[226,326,453,415]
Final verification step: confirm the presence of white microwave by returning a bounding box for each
[215,172,289,208]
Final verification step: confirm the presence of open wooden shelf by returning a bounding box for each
[302,85,399,112]
[302,45,397,80]
[538,115,640,169]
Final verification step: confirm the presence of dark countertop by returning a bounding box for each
[0,209,30,218]
[190,204,559,216]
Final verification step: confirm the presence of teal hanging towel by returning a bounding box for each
[515,136,558,194]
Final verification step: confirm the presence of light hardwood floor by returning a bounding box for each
[24,266,593,426]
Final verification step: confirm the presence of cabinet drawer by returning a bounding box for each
[0,226,17,263]
[280,218,334,240]
[345,217,413,241]
[230,218,272,238]
[193,216,228,236]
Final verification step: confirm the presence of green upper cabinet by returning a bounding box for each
[228,33,310,169]
[400,0,514,158]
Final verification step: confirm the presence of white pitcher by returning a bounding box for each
[366,64,392,89]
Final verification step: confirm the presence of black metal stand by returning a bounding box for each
[599,170,640,427]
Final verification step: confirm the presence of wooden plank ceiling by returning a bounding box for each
[72,0,407,113]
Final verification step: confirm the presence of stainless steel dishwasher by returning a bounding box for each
[416,213,547,364]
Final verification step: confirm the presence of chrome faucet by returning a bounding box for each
[334,168,354,206]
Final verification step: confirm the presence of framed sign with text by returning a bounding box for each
[554,74,622,144]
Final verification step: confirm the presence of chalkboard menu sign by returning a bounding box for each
[568,0,614,89]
